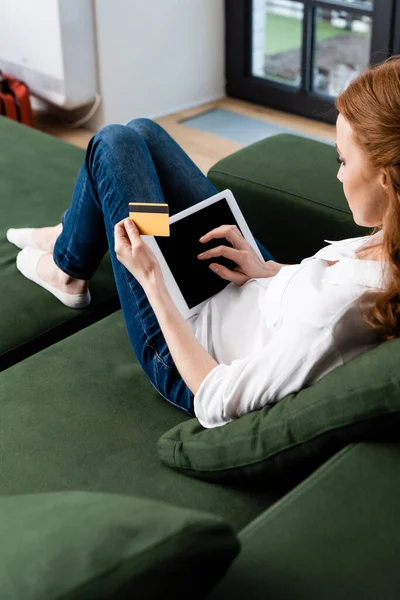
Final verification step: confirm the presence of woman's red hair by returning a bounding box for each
[335,55,400,340]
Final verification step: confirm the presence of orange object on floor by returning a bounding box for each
[0,70,34,127]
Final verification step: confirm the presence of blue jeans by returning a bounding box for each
[53,119,276,416]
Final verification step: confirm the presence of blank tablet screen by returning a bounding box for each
[155,198,245,309]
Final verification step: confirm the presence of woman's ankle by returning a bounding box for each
[37,253,89,295]
[32,223,63,253]
[57,270,87,288]
[52,223,63,249]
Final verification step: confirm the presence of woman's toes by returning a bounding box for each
[6,228,40,250]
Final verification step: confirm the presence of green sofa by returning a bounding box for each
[1,115,400,599]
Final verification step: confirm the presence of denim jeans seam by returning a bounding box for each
[64,180,87,265]
[147,342,175,371]
[152,348,195,416]
[147,359,172,403]
[149,343,195,415]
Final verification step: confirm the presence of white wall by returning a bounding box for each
[90,0,225,129]
[0,0,97,110]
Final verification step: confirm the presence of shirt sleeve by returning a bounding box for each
[193,321,340,429]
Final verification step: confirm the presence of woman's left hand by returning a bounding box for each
[114,218,165,289]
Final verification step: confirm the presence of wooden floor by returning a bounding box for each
[34,96,336,175]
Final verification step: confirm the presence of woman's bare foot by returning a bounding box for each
[36,252,88,295]
[31,223,63,253]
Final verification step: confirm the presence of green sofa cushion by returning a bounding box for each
[0,491,240,600]
[157,337,400,486]
[0,116,119,372]
[207,133,370,264]
[0,310,287,532]
[205,442,400,600]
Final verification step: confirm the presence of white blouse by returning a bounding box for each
[186,231,389,429]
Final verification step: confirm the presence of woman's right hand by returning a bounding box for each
[197,224,283,286]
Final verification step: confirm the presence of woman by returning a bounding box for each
[7,56,400,429]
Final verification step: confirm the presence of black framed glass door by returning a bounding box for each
[226,0,398,124]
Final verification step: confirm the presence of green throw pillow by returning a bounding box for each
[0,491,240,600]
[157,338,400,486]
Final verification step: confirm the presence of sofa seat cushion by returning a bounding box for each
[0,490,239,600]
[0,310,289,532]
[207,133,370,264]
[157,335,400,487]
[0,116,119,372]
[205,442,400,600]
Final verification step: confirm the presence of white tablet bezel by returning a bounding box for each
[141,189,263,319]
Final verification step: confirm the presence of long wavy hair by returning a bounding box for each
[335,55,400,341]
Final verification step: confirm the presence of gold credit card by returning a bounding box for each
[128,202,170,236]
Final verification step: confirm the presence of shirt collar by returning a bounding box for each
[310,231,388,290]
[323,258,389,290]
[323,230,384,251]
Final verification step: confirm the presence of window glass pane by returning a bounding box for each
[252,0,304,88]
[321,0,373,10]
[313,6,372,97]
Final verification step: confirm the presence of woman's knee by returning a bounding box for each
[92,120,163,156]
[125,117,162,140]
[87,124,145,173]
[90,120,164,163]
[94,123,139,149]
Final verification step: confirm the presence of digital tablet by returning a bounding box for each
[141,189,263,319]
